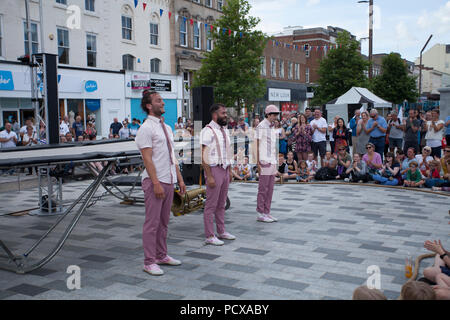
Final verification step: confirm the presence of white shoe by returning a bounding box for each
[257,214,274,223]
[218,232,236,240]
[205,236,224,246]
[266,214,278,222]
[143,264,164,276]
[344,178,349,182]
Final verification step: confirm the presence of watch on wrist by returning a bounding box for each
[440,253,447,260]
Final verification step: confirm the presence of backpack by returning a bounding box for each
[314,167,329,181]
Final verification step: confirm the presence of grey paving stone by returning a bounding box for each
[324,254,364,264]
[273,258,313,269]
[398,214,428,220]
[184,251,221,260]
[386,257,405,265]
[197,274,239,286]
[321,272,366,285]
[403,241,424,247]
[263,277,309,291]
[221,263,259,274]
[202,283,247,297]
[234,247,270,255]
[273,237,307,246]
[359,244,397,253]
[42,280,72,292]
[314,247,351,256]
[328,228,359,235]
[104,274,146,285]
[81,254,115,263]
[328,219,357,224]
[0,291,17,300]
[7,284,50,297]
[29,268,58,277]
[137,289,184,300]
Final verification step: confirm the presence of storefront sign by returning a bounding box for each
[131,80,151,90]
[85,99,101,111]
[151,79,171,92]
[268,88,291,101]
[0,71,14,91]
[85,80,98,92]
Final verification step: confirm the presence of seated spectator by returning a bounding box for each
[65,132,73,142]
[306,152,318,176]
[233,156,253,181]
[60,136,67,143]
[372,152,401,186]
[433,273,450,300]
[400,281,436,300]
[425,160,444,188]
[335,145,352,180]
[314,157,338,181]
[275,153,288,182]
[284,151,298,180]
[396,148,405,164]
[362,142,383,175]
[77,135,84,142]
[345,153,369,183]
[322,151,334,168]
[296,160,312,182]
[432,156,450,191]
[404,161,425,187]
[352,285,387,300]
[21,125,38,147]
[84,122,97,140]
[416,146,433,177]
[423,240,450,286]
[401,147,417,179]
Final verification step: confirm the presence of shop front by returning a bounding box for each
[254,80,307,120]
[125,72,183,130]
[0,61,126,138]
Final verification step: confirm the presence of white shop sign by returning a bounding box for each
[268,88,291,101]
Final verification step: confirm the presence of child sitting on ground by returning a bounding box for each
[275,153,287,182]
[306,152,318,176]
[404,161,425,187]
[284,151,298,181]
[297,160,313,182]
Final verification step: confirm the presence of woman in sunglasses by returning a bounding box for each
[415,146,434,177]
[362,142,383,176]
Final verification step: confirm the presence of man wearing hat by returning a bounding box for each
[255,105,280,223]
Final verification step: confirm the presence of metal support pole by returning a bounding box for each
[368,0,373,80]
[419,35,433,97]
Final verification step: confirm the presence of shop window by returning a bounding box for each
[67,99,85,125]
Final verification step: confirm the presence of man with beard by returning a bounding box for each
[256,105,280,223]
[135,90,186,276]
[200,103,235,246]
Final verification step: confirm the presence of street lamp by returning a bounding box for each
[358,0,373,80]
[418,34,433,97]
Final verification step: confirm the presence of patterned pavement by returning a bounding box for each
[0,178,448,300]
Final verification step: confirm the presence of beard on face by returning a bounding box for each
[217,115,227,126]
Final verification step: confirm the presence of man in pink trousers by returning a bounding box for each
[201,103,235,246]
[135,90,186,276]
[256,105,280,223]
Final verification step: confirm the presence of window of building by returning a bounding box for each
[85,0,95,12]
[288,62,293,80]
[193,22,200,49]
[86,33,97,67]
[150,23,158,45]
[180,19,187,47]
[193,0,200,3]
[23,22,38,55]
[271,58,276,77]
[217,0,223,11]
[260,57,266,76]
[279,60,284,78]
[57,28,69,64]
[295,63,300,80]
[122,15,132,40]
[56,0,67,4]
[150,58,160,73]
[206,28,213,51]
[122,54,135,70]
[306,67,310,83]
[205,0,212,7]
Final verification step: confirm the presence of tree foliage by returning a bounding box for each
[311,31,370,106]
[370,52,418,104]
[192,0,267,112]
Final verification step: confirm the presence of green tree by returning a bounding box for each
[370,53,418,104]
[192,0,267,113]
[311,31,370,106]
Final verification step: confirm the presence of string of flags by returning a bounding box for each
[133,0,342,55]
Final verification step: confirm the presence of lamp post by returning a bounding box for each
[419,34,433,97]
[358,0,373,80]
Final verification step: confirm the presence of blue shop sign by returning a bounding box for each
[85,99,101,111]
[85,80,98,92]
[0,71,14,91]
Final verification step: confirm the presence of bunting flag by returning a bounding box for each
[160,9,163,17]
[175,14,179,22]
[134,0,138,8]
[168,11,172,19]
[228,29,232,36]
[183,17,186,24]
[210,25,214,31]
[233,31,237,37]
[190,18,194,25]
[239,32,243,38]
[217,26,220,34]
[222,28,226,35]
[143,1,147,11]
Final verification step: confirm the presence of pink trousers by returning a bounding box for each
[142,178,174,265]
[256,173,275,215]
[204,166,230,238]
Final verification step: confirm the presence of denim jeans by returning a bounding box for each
[372,174,398,186]
[425,178,448,188]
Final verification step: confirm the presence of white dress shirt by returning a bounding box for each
[200,120,232,169]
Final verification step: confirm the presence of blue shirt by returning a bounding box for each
[366,116,387,138]
[349,116,360,137]
[445,116,450,135]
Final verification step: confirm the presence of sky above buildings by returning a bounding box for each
[248,0,450,63]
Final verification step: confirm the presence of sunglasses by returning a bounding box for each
[366,146,373,149]
[339,148,346,151]
[445,149,450,152]
[424,149,431,152]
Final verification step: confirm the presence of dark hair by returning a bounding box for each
[305,108,311,111]
[336,118,346,130]
[141,90,158,115]
[210,103,226,115]
[396,149,404,155]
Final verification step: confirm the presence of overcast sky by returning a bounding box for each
[248,0,450,63]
